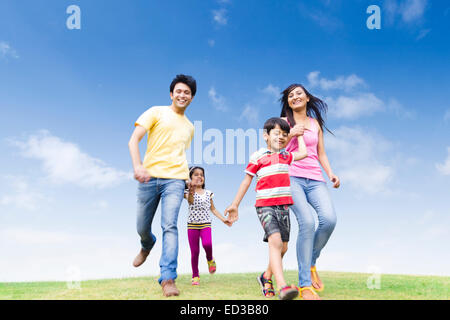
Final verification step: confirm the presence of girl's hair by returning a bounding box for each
[188,166,205,189]
[279,84,333,135]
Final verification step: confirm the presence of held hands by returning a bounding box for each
[224,204,239,225]
[134,165,151,183]
[290,124,305,137]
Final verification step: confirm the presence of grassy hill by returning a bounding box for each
[1,270,448,300]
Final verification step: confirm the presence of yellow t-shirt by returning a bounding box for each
[135,106,194,180]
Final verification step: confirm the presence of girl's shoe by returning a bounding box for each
[278,285,299,300]
[207,259,216,274]
[191,277,200,286]
[257,272,275,298]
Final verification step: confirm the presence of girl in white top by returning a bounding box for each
[184,166,231,285]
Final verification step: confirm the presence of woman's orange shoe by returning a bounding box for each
[310,266,324,292]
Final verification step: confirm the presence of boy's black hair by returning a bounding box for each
[263,117,291,134]
[170,74,197,97]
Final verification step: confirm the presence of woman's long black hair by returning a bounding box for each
[280,84,333,135]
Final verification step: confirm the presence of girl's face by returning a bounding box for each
[287,86,310,111]
[191,169,204,187]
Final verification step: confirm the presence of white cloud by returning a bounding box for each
[384,0,428,24]
[307,71,366,92]
[416,28,431,40]
[9,130,131,189]
[436,147,450,175]
[0,41,19,59]
[326,126,394,194]
[326,93,384,120]
[208,39,215,47]
[401,0,428,22]
[386,98,416,119]
[239,104,259,125]
[208,87,228,112]
[212,9,227,25]
[444,110,450,122]
[0,175,49,211]
[261,84,281,103]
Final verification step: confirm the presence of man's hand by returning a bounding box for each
[134,165,151,183]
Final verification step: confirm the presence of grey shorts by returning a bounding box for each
[256,205,291,243]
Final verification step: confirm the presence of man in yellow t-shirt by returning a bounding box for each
[128,74,196,297]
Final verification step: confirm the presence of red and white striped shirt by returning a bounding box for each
[245,148,294,207]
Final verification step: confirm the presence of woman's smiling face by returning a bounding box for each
[287,86,310,111]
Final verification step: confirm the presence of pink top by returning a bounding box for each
[286,117,326,182]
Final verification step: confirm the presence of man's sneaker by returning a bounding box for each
[133,248,150,267]
[279,285,299,300]
[161,279,180,297]
[257,272,275,298]
[191,277,200,286]
[207,259,216,274]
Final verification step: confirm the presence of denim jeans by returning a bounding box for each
[289,176,337,287]
[136,178,185,284]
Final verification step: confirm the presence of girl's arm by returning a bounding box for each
[316,121,340,188]
[210,198,232,227]
[224,174,253,223]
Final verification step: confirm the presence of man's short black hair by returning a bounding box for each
[263,117,291,134]
[170,74,197,97]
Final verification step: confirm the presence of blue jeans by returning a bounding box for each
[290,176,337,287]
[136,178,185,284]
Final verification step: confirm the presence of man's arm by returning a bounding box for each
[128,125,151,183]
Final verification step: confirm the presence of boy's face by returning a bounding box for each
[264,125,289,152]
[170,82,193,109]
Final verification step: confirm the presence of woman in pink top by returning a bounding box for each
[281,84,340,300]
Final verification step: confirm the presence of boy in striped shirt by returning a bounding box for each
[225,117,307,300]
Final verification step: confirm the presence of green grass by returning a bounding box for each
[0,271,448,300]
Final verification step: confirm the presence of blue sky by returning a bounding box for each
[1,0,449,284]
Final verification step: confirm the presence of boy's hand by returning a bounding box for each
[225,204,239,223]
[134,165,151,183]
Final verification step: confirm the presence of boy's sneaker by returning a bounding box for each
[191,277,200,286]
[207,259,216,274]
[278,285,299,300]
[257,272,275,298]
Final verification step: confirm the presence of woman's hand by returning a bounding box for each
[290,124,305,137]
[329,173,340,188]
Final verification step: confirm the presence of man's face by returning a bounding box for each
[264,125,289,152]
[170,82,193,109]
